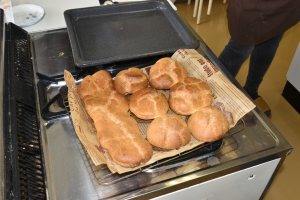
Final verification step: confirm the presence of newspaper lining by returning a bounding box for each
[64,49,256,174]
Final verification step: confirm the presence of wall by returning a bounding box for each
[287,42,300,92]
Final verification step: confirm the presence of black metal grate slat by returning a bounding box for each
[16,101,46,200]
[18,157,42,168]
[20,181,44,189]
[17,133,39,143]
[20,194,45,200]
[19,173,44,184]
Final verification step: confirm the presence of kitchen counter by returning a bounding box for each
[11,0,100,33]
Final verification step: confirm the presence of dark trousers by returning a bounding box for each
[218,33,284,99]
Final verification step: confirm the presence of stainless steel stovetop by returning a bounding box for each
[27,28,286,200]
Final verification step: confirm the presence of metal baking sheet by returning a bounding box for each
[64,0,200,67]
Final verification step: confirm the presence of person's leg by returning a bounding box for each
[218,38,254,77]
[244,33,285,99]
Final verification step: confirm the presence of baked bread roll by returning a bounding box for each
[95,111,153,168]
[83,90,129,117]
[188,106,229,142]
[129,87,169,119]
[169,77,213,115]
[77,70,114,99]
[147,114,191,149]
[149,57,188,89]
[84,96,153,168]
[80,74,153,168]
[114,68,148,95]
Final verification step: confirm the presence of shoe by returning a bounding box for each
[254,96,271,117]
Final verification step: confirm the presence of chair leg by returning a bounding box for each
[197,0,204,24]
[207,0,213,15]
[188,0,191,5]
[193,0,199,17]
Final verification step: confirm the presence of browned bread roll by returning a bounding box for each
[129,87,169,119]
[188,106,229,142]
[81,76,153,168]
[169,77,213,115]
[84,96,153,168]
[77,70,114,99]
[147,114,191,149]
[95,111,153,168]
[114,68,148,95]
[149,57,188,89]
[83,90,129,118]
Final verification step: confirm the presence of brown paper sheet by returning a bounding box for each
[171,49,256,128]
[64,49,256,174]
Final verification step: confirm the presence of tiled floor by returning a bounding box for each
[175,1,300,199]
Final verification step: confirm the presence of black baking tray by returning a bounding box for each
[64,0,200,68]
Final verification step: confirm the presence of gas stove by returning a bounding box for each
[1,9,293,200]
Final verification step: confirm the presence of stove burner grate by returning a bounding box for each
[56,86,69,109]
[40,86,70,120]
